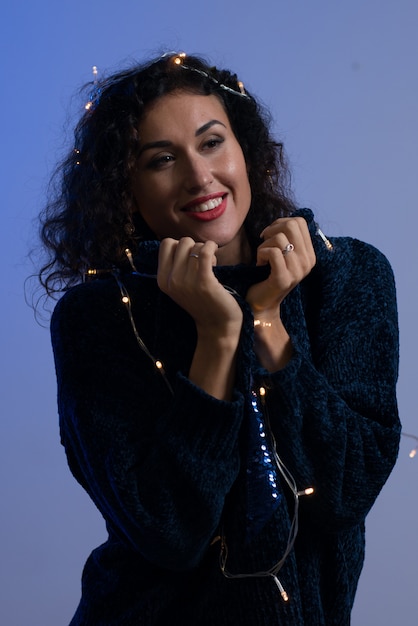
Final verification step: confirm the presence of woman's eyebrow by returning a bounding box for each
[138,140,172,156]
[138,120,227,156]
[195,119,226,136]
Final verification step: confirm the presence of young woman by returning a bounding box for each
[39,53,400,625]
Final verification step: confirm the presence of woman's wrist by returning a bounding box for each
[189,335,239,401]
[252,310,293,372]
[195,315,243,345]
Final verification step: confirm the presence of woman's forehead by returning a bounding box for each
[139,91,230,137]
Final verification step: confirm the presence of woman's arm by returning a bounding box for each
[157,237,244,400]
[260,238,400,530]
[246,216,316,372]
[51,278,245,572]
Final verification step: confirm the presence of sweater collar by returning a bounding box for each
[131,209,319,298]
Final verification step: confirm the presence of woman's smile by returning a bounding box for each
[182,193,227,220]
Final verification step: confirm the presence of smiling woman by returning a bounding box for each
[37,53,400,625]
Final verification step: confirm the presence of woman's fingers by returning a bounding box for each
[157,237,242,331]
[247,217,316,313]
[158,238,217,291]
[258,217,316,270]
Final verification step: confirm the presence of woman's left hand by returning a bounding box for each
[246,216,316,317]
[246,216,316,371]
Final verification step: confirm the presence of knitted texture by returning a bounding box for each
[51,210,400,625]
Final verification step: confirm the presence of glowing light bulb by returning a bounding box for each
[402,433,418,458]
[155,360,163,369]
[297,487,314,496]
[173,52,186,65]
[254,319,272,327]
[122,296,129,304]
[259,386,266,397]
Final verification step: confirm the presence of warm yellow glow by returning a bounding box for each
[254,319,272,328]
[409,448,417,459]
[281,591,289,602]
[92,65,98,76]
[85,101,93,110]
[155,360,163,369]
[173,53,186,65]
[122,296,129,304]
[259,386,266,397]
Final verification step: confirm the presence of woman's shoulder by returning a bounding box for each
[295,208,394,282]
[52,276,119,326]
[51,270,161,350]
[314,235,395,290]
[305,234,397,333]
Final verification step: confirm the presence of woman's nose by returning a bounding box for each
[183,154,213,192]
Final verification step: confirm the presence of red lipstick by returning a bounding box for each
[182,194,227,222]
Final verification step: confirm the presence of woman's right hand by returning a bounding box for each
[157,237,243,340]
[157,237,243,400]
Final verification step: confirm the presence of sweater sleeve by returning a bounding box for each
[51,279,245,571]
[261,238,400,531]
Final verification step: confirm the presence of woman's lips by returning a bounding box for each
[182,194,227,221]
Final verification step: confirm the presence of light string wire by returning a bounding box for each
[111,269,174,396]
[402,432,418,459]
[167,51,250,99]
[85,65,100,111]
[220,386,314,602]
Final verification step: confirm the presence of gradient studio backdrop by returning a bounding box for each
[1,1,417,624]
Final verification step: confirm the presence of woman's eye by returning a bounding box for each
[204,137,224,150]
[147,154,174,169]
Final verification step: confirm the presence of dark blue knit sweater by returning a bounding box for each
[51,210,400,625]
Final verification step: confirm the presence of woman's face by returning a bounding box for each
[132,90,252,264]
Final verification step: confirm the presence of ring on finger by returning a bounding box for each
[189,253,200,259]
[282,243,295,256]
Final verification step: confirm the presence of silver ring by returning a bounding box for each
[189,253,200,259]
[282,243,295,256]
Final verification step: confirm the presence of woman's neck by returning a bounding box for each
[215,233,252,266]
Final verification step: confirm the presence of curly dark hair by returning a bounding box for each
[38,52,296,295]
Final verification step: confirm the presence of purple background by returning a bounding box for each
[1,1,417,623]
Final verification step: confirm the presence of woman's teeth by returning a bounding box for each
[189,197,223,212]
